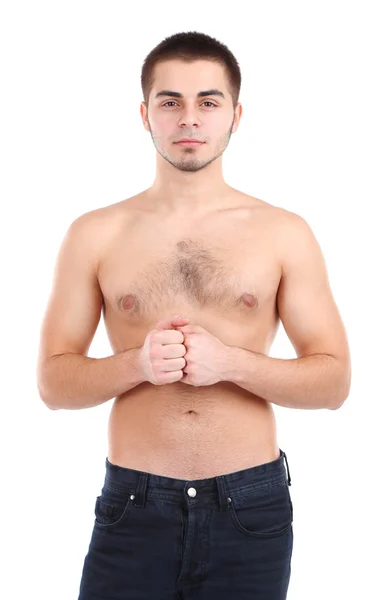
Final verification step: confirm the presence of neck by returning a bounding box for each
[148,157,231,217]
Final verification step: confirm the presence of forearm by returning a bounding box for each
[38,347,144,410]
[225,348,348,410]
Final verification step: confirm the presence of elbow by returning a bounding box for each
[37,360,59,410]
[328,387,350,410]
[329,400,344,410]
[37,378,59,410]
[45,401,60,410]
[38,388,59,410]
[328,359,351,410]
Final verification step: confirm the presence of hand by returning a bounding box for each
[138,315,190,385]
[175,323,230,387]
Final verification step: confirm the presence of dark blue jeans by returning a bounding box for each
[78,449,293,599]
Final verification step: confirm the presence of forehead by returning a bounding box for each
[150,60,228,99]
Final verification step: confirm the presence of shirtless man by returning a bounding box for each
[37,32,351,600]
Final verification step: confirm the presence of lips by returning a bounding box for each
[175,140,204,145]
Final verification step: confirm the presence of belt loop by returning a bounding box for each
[133,472,148,507]
[282,450,292,486]
[216,476,230,511]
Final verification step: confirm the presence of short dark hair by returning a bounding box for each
[141,31,241,108]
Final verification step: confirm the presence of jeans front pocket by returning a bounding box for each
[229,479,293,539]
[94,484,133,530]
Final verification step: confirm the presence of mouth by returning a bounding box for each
[174,140,205,146]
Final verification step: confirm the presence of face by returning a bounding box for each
[140,60,242,173]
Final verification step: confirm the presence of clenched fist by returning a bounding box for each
[138,315,190,385]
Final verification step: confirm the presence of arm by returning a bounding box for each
[39,348,143,410]
[36,214,144,410]
[225,213,351,410]
[226,349,348,410]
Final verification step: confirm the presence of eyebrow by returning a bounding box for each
[154,89,225,100]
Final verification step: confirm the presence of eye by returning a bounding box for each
[162,101,217,108]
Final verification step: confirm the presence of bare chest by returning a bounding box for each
[101,202,283,475]
[98,207,282,328]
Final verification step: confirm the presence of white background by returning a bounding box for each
[1,1,372,598]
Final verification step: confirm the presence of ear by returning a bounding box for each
[140,102,150,132]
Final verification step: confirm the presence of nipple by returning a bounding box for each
[242,293,258,308]
[120,294,135,310]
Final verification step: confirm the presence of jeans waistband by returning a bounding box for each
[102,449,291,512]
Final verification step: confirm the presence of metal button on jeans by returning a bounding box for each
[187,487,197,497]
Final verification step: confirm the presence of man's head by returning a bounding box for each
[140,32,242,173]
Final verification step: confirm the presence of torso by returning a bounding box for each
[95,188,287,479]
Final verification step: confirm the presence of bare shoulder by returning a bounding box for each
[265,204,317,257]
[268,205,316,241]
[66,194,141,271]
[259,204,323,271]
[237,191,307,228]
[72,193,145,232]
[236,193,318,264]
[75,194,141,224]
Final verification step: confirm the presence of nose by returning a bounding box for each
[178,105,201,129]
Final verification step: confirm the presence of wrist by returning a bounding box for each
[128,346,147,386]
[220,345,247,384]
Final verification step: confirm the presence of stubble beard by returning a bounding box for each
[148,118,235,173]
